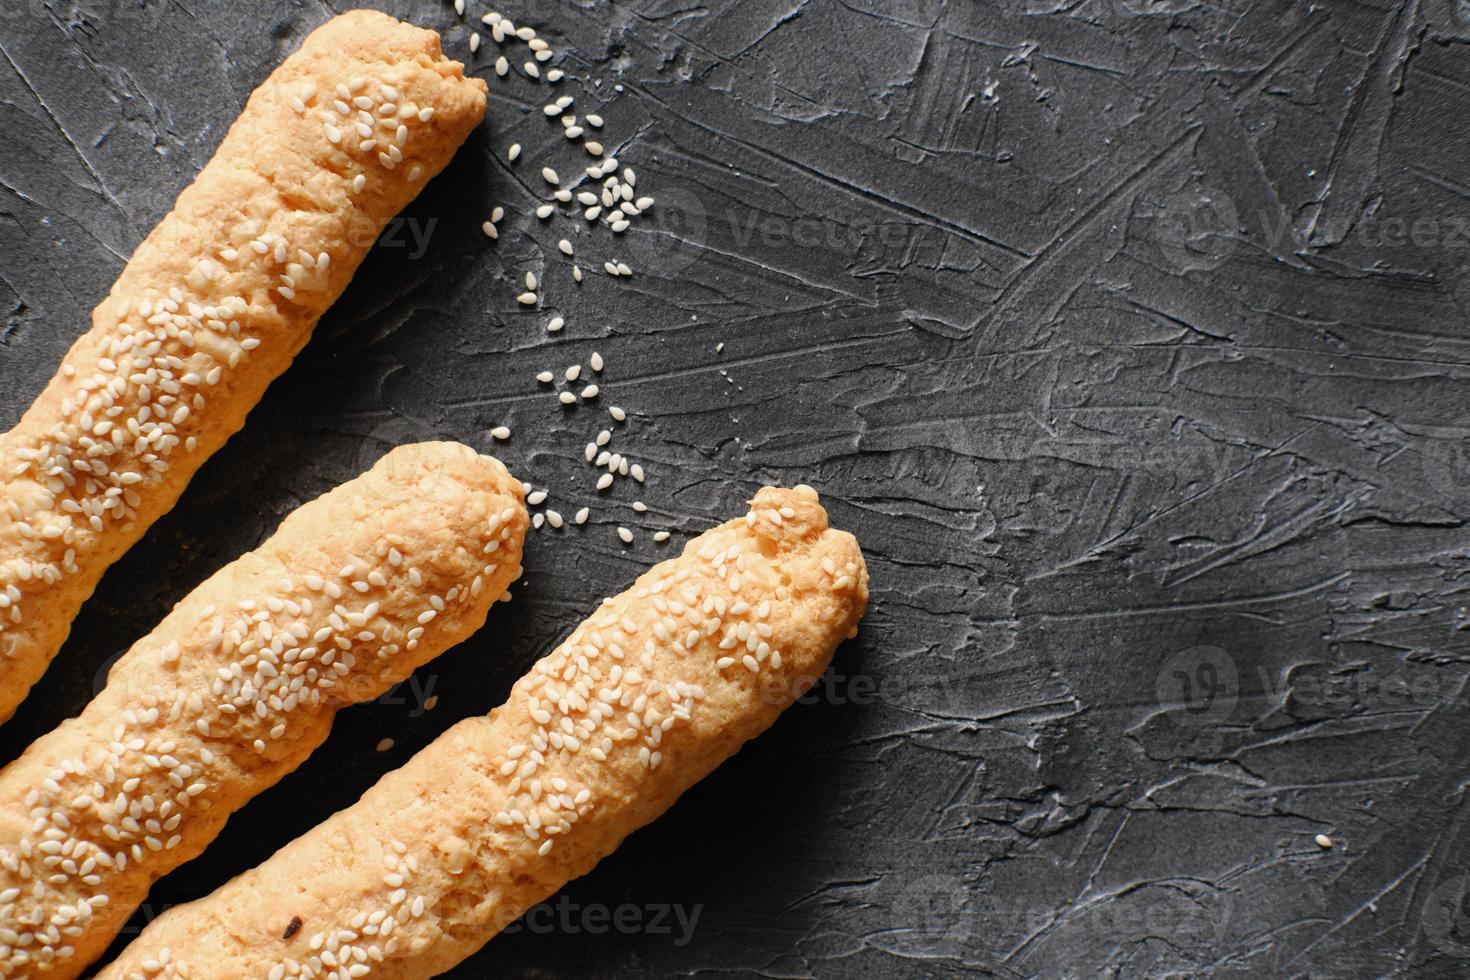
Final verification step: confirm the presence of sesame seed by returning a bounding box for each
[536,204,554,219]
[376,738,395,752]
[490,426,511,441]
[609,406,627,422]
[585,140,604,156]
[517,292,538,306]
[482,221,498,239]
[525,62,541,78]
[575,507,590,524]
[508,143,521,162]
[590,352,604,371]
[496,56,510,76]
[618,527,633,544]
[632,501,647,512]
[654,531,671,542]
[559,392,577,405]
[1315,834,1333,849]
[547,69,565,82]
[580,385,599,399]
[586,114,604,127]
[527,490,548,506]
[558,239,574,256]
[547,316,565,333]
[547,510,564,528]
[596,474,614,491]
[565,365,581,382]
[470,32,481,52]
[536,371,554,383]
[525,271,538,291]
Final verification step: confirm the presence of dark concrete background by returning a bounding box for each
[0,0,1468,976]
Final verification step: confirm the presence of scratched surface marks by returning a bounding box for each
[1,1,1468,977]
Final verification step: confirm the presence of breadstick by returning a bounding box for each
[0,11,488,721]
[98,485,866,980]
[0,441,527,978]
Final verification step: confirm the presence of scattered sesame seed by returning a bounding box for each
[546,510,564,528]
[559,392,577,405]
[1316,834,1334,849]
[525,62,541,78]
[547,69,565,82]
[575,507,590,524]
[586,113,604,127]
[596,474,614,491]
[508,143,521,162]
[547,316,565,333]
[580,385,600,399]
[585,140,604,156]
[527,490,548,506]
[565,365,581,382]
[632,501,647,512]
[631,464,646,482]
[617,527,633,544]
[654,530,671,542]
[492,207,505,222]
[609,406,627,422]
[532,513,545,529]
[525,271,538,291]
[490,426,511,441]
[470,32,481,53]
[558,239,574,256]
[536,371,554,383]
[541,166,559,185]
[482,221,498,239]
[496,56,509,76]
[517,291,538,306]
[572,266,584,282]
[590,352,604,371]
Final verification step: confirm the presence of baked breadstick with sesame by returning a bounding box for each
[99,485,866,980]
[0,441,527,978]
[0,10,487,722]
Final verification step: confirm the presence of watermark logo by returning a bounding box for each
[1150,188,1239,273]
[1424,0,1470,41]
[499,896,702,946]
[894,874,972,946]
[1155,645,1238,726]
[1419,437,1470,510]
[626,186,707,275]
[1424,874,1470,956]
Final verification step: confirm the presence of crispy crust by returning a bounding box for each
[0,11,488,721]
[0,441,527,977]
[100,485,867,980]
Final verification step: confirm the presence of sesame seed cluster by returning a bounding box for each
[0,10,488,723]
[98,485,867,979]
[0,443,528,977]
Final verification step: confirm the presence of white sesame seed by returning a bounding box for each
[492,206,505,222]
[525,271,538,290]
[558,239,574,256]
[527,490,548,505]
[508,143,521,161]
[618,527,633,544]
[490,426,511,440]
[496,56,509,76]
[536,204,554,219]
[654,531,671,542]
[573,265,584,282]
[566,365,581,382]
[482,221,498,239]
[609,406,627,422]
[596,430,611,446]
[575,507,590,524]
[1315,834,1334,849]
[525,62,541,78]
[536,371,555,383]
[547,510,564,528]
[547,316,565,333]
[632,501,647,512]
[580,385,600,399]
[631,464,645,482]
[596,474,614,491]
[548,69,565,82]
[559,391,577,405]
[590,352,604,371]
[586,114,604,128]
[517,291,538,305]
[470,32,481,52]
[585,140,604,156]
[533,513,545,529]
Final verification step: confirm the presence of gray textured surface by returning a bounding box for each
[0,0,1468,977]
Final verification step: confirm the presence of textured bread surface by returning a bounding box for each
[0,10,488,721]
[0,441,527,978]
[100,485,868,980]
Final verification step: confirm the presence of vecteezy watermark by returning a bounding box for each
[1147,188,1240,273]
[1424,0,1470,41]
[494,896,702,946]
[1423,874,1470,957]
[893,874,972,946]
[1154,645,1239,727]
[626,186,707,275]
[979,887,1233,945]
[1419,435,1470,509]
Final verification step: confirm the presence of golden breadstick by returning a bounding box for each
[0,441,527,978]
[0,10,488,721]
[100,485,867,980]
